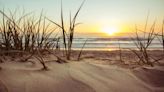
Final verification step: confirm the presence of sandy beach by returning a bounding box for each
[0,50,164,92]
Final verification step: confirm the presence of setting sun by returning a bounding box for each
[102,26,119,35]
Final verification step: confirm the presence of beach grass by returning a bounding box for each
[47,0,85,60]
[0,9,60,70]
[130,17,164,66]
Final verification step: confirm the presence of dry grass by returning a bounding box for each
[47,0,85,60]
[130,17,162,66]
[0,9,58,52]
[77,39,88,61]
[0,9,61,70]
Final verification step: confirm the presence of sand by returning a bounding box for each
[0,50,164,92]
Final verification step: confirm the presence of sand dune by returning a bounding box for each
[0,51,164,92]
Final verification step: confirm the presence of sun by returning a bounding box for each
[102,26,119,35]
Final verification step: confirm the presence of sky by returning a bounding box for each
[0,0,164,37]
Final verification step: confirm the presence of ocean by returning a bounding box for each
[58,38,163,51]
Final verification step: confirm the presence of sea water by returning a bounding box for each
[58,38,163,51]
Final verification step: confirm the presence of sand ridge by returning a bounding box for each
[0,50,164,92]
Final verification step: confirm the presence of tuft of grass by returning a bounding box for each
[130,19,158,66]
[118,40,124,63]
[0,9,58,52]
[0,9,61,70]
[34,49,48,70]
[47,0,85,60]
[77,39,88,61]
